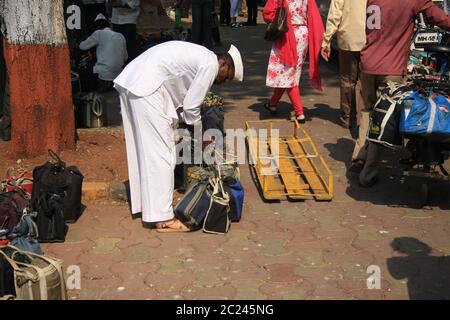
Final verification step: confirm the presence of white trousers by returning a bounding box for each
[118,86,176,223]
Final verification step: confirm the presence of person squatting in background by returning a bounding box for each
[79,14,128,92]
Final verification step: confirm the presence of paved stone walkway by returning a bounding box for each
[43,14,450,300]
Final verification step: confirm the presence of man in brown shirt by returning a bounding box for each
[351,0,449,187]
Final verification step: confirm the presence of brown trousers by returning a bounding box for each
[352,72,405,185]
[339,50,361,121]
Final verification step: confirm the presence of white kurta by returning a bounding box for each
[114,41,219,223]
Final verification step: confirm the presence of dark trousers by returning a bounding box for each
[220,0,231,25]
[191,0,214,50]
[246,0,257,24]
[113,23,137,62]
[339,50,361,122]
[211,13,222,45]
[353,73,405,186]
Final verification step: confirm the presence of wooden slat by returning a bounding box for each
[268,136,310,199]
[247,136,285,200]
[286,137,332,200]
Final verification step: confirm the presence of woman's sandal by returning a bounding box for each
[155,219,190,233]
[263,102,277,116]
[290,114,306,124]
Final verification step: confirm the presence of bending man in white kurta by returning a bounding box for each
[114,41,243,232]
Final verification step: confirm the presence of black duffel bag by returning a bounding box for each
[32,150,84,227]
[368,83,412,149]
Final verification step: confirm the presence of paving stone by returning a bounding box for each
[116,235,162,250]
[193,270,225,288]
[121,243,160,264]
[251,252,303,269]
[313,227,357,242]
[76,251,126,279]
[77,276,123,300]
[146,273,196,299]
[92,237,121,254]
[323,249,374,272]
[231,279,267,300]
[309,280,347,299]
[354,224,387,241]
[256,239,291,257]
[64,228,90,243]
[216,265,269,282]
[157,257,188,275]
[264,263,300,283]
[111,262,161,279]
[224,229,253,247]
[259,279,315,299]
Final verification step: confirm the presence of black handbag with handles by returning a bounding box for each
[31,150,84,225]
[264,0,289,41]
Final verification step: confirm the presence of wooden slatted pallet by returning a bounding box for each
[246,120,333,201]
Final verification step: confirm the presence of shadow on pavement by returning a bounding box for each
[387,237,450,300]
[305,103,341,126]
[324,139,450,209]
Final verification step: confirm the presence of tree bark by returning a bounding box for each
[2,0,75,157]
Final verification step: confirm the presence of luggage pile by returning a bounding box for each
[175,92,244,235]
[368,79,450,148]
[175,162,244,235]
[0,150,84,300]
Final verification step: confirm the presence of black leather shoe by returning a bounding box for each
[264,102,277,116]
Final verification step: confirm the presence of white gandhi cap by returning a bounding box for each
[228,45,243,82]
[94,13,107,22]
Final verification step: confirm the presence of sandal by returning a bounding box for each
[263,102,277,116]
[155,219,190,233]
[290,113,306,124]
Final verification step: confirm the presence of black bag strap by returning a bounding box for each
[48,149,66,168]
[36,192,63,218]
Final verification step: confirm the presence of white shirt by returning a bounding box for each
[114,41,219,125]
[79,27,128,81]
[110,0,140,25]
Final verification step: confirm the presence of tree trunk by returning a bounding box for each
[2,0,75,157]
